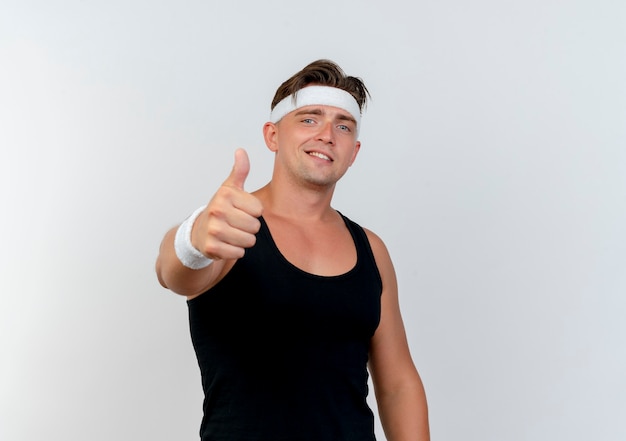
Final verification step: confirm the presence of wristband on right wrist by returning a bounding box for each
[174,205,213,270]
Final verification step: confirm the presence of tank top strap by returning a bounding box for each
[337,212,383,287]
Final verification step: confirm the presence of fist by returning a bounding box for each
[191,149,263,260]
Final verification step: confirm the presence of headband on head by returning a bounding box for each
[269,85,361,131]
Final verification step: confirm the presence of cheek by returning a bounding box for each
[348,144,361,165]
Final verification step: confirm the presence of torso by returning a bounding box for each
[187,211,382,440]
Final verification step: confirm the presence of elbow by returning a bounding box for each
[155,257,169,289]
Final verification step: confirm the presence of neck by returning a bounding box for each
[254,179,337,222]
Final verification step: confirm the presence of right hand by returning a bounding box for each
[191,148,263,261]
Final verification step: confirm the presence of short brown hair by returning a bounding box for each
[271,59,370,113]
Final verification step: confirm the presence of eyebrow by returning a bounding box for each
[293,108,357,125]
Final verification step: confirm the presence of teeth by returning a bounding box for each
[309,152,331,161]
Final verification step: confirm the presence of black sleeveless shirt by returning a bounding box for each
[187,213,382,440]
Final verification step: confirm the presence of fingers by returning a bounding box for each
[201,215,260,260]
[190,148,263,261]
[226,186,264,219]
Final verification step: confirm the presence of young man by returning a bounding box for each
[156,60,429,441]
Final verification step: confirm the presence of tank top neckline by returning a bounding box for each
[258,212,361,280]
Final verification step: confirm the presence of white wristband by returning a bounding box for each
[174,205,213,270]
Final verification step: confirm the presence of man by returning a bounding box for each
[156,59,429,440]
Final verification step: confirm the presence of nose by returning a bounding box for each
[316,121,334,145]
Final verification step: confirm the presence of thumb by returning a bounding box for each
[224,148,250,190]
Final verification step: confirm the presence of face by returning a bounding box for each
[263,105,361,189]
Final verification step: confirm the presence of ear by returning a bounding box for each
[263,122,279,152]
[349,141,361,166]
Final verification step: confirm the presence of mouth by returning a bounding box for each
[306,151,333,162]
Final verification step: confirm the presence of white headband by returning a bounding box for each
[269,85,361,129]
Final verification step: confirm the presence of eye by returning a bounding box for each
[302,118,316,124]
[337,124,351,132]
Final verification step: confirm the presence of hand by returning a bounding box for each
[191,149,263,261]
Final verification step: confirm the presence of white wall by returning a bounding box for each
[1,1,624,440]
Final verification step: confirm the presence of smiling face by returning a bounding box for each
[263,104,361,190]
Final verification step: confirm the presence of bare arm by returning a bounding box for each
[155,149,263,297]
[366,230,430,441]
[155,226,229,296]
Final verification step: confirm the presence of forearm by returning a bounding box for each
[376,379,430,441]
[155,226,216,296]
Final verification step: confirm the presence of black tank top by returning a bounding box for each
[188,213,382,441]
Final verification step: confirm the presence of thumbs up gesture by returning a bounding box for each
[191,149,264,261]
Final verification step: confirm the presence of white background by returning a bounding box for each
[1,1,625,440]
